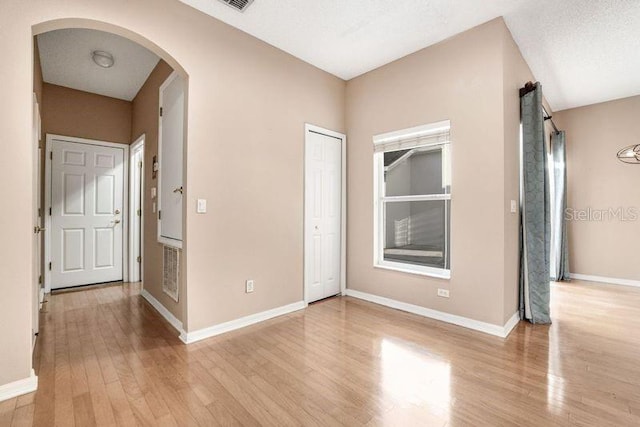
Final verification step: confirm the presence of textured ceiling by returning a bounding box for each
[180,0,640,111]
[38,29,160,101]
[505,0,640,111]
[181,0,522,80]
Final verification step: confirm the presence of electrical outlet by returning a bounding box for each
[437,288,450,298]
[245,280,254,293]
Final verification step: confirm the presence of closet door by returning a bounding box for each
[305,127,343,303]
[158,72,184,248]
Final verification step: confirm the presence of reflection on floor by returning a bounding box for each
[2,280,640,425]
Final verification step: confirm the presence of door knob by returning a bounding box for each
[114,209,121,215]
[113,219,121,225]
[173,186,184,194]
[33,226,45,234]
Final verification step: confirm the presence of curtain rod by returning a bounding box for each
[520,81,560,134]
[542,106,559,133]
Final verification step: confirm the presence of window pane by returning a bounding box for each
[383,200,450,269]
[384,145,450,196]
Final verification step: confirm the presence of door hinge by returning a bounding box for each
[137,256,141,263]
[159,107,163,117]
[38,208,42,218]
[49,151,52,160]
[49,207,52,216]
[48,262,52,271]
[158,210,162,220]
[137,209,142,217]
[138,161,143,169]
[38,275,42,284]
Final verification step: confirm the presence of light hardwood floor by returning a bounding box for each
[1,280,640,426]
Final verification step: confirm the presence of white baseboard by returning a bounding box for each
[0,369,37,402]
[570,273,640,288]
[345,289,520,338]
[140,289,186,336]
[181,301,307,344]
[502,311,521,337]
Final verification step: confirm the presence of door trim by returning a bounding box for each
[303,124,347,304]
[32,93,41,346]
[44,134,130,292]
[129,135,145,283]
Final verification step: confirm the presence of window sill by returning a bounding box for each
[374,262,451,280]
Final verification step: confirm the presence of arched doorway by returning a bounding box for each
[31,18,189,362]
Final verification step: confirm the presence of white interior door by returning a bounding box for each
[32,95,42,344]
[49,139,125,289]
[305,128,343,303]
[158,72,184,247]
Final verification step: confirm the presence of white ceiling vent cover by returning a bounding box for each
[163,246,179,302]
[217,0,254,12]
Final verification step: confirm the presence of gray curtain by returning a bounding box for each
[551,131,570,281]
[519,83,551,324]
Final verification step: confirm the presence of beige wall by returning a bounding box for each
[184,45,345,332]
[42,83,132,144]
[130,60,184,321]
[554,96,640,281]
[0,0,344,386]
[346,18,532,327]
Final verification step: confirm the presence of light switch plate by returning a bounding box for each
[510,200,517,213]
[246,280,254,293]
[196,199,207,214]
[151,187,157,199]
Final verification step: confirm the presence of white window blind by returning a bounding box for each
[373,120,451,153]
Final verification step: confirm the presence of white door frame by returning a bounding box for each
[37,147,43,308]
[303,123,347,304]
[129,135,145,283]
[44,134,130,292]
[32,94,41,348]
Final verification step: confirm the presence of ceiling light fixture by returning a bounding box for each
[92,50,114,68]
[616,144,640,164]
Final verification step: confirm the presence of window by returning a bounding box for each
[373,121,451,278]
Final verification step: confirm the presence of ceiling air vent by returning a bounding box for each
[217,0,254,12]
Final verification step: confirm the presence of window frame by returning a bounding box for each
[373,121,451,279]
